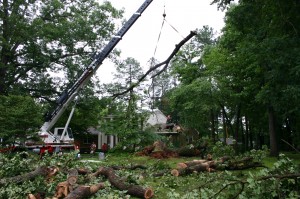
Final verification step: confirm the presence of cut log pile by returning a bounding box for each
[171,155,264,176]
[5,164,154,199]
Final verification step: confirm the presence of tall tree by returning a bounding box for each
[101,57,147,150]
[0,0,122,99]
[209,0,300,155]
[168,26,220,139]
[0,95,42,146]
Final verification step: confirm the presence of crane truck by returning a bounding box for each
[25,0,154,153]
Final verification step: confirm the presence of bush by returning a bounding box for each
[211,141,235,158]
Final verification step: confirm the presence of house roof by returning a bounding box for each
[146,109,167,126]
[87,127,101,135]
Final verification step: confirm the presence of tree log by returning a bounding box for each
[54,181,71,198]
[77,168,91,175]
[67,168,78,185]
[171,163,211,176]
[174,156,264,176]
[64,183,105,199]
[27,193,45,199]
[96,167,154,199]
[0,166,48,186]
[111,164,147,170]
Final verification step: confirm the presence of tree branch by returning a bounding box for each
[112,31,197,99]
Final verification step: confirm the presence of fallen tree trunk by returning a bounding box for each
[95,167,154,199]
[225,161,264,170]
[171,163,212,176]
[173,156,264,176]
[77,168,91,175]
[111,164,147,170]
[64,183,105,199]
[177,159,209,169]
[0,166,48,186]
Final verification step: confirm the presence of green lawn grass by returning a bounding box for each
[78,151,300,199]
[262,152,300,168]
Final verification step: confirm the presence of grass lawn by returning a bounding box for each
[262,151,300,168]
[78,151,300,199]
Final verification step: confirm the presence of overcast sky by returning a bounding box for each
[96,0,226,83]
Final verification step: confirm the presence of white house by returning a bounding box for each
[145,109,178,134]
[146,109,167,126]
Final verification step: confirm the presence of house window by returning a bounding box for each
[186,136,193,144]
[83,136,92,144]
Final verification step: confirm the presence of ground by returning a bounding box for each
[78,151,300,199]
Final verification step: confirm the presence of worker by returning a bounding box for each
[102,143,108,153]
[90,142,96,156]
[74,145,80,159]
[166,115,174,131]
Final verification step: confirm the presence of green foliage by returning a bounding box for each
[169,27,219,133]
[211,141,235,158]
[0,95,42,146]
[244,145,269,163]
[0,151,88,199]
[0,150,299,198]
[0,0,122,100]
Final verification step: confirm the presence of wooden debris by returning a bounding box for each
[0,166,48,186]
[64,183,105,199]
[172,163,211,176]
[54,181,71,198]
[67,168,78,185]
[96,167,154,199]
[111,164,147,170]
[172,156,265,176]
[77,168,91,175]
[136,141,178,159]
[27,193,45,199]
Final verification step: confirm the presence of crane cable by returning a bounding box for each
[149,5,167,110]
[150,2,185,110]
[152,5,166,62]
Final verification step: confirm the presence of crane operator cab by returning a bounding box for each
[53,127,74,143]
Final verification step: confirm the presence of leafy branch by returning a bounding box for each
[112,31,197,99]
[208,173,300,199]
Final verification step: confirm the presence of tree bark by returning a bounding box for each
[171,163,211,176]
[210,109,216,142]
[95,167,154,199]
[112,31,196,99]
[234,104,241,152]
[172,156,263,176]
[67,168,78,185]
[222,107,227,145]
[64,183,105,199]
[0,166,48,186]
[268,105,279,156]
[245,115,249,151]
